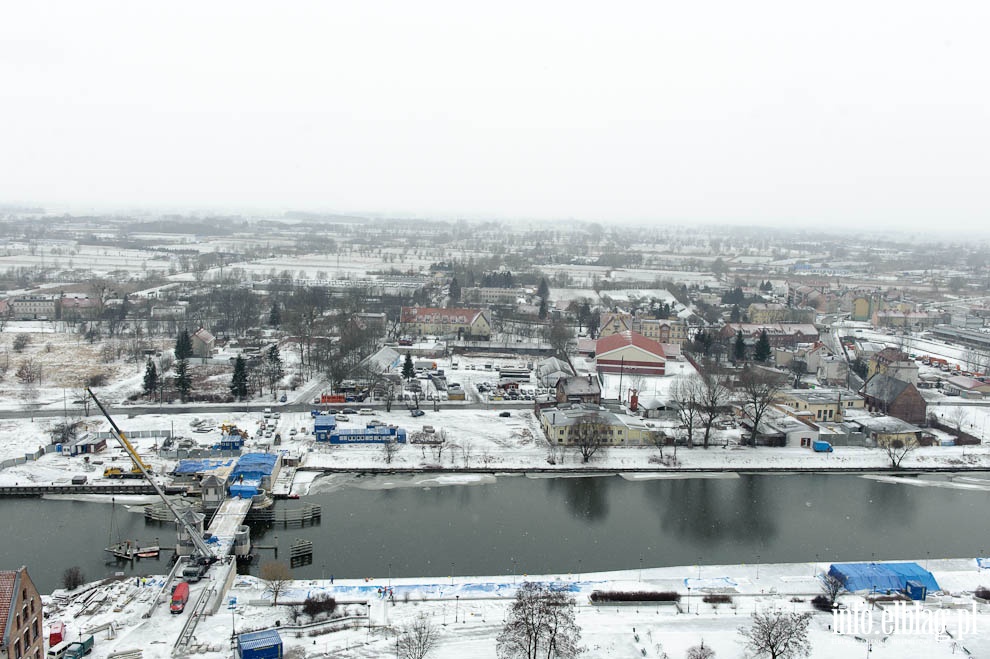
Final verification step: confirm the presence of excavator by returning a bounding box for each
[86,387,218,580]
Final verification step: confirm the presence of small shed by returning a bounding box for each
[904,580,928,601]
[237,630,283,659]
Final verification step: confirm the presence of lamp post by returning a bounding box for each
[687,586,691,614]
[389,562,392,588]
[455,595,460,623]
[639,555,643,582]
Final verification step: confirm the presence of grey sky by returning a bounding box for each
[1,1,988,229]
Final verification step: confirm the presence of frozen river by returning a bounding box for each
[8,472,990,593]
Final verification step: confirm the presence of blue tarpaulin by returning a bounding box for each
[174,459,234,474]
[230,453,277,481]
[828,562,940,593]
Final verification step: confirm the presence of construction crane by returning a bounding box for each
[86,390,153,479]
[86,388,218,576]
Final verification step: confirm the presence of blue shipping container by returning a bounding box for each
[237,630,282,659]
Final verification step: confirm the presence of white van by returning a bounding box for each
[48,641,73,659]
[263,408,272,418]
[358,408,373,415]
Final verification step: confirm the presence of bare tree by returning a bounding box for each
[738,610,812,659]
[382,438,399,464]
[432,428,448,463]
[946,407,969,435]
[497,582,583,659]
[571,413,609,463]
[878,437,914,469]
[737,367,786,447]
[670,375,703,448]
[697,367,730,449]
[686,643,716,659]
[397,613,440,659]
[260,560,292,606]
[61,566,86,591]
[819,572,846,608]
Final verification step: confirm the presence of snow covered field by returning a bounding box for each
[45,558,990,659]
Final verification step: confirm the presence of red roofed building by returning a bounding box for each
[0,566,43,659]
[595,331,667,376]
[400,307,491,340]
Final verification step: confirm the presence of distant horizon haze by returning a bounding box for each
[1,1,988,236]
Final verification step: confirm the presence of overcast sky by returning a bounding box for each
[1,1,988,229]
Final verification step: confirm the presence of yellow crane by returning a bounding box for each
[86,387,153,479]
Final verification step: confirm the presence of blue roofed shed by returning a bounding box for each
[236,629,282,659]
[828,562,939,595]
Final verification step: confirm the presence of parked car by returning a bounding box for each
[499,411,511,418]
[289,428,297,436]
[335,414,349,422]
[279,394,287,402]
[410,409,425,417]
[273,412,281,419]
[343,408,358,414]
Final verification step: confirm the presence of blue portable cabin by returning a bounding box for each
[236,629,282,659]
[326,425,407,444]
[313,416,337,442]
[904,580,927,601]
[217,433,245,451]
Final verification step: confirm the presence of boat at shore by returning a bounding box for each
[105,539,160,560]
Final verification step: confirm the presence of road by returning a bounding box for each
[0,399,536,420]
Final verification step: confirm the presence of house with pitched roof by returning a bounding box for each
[0,566,43,659]
[861,374,927,425]
[595,331,666,376]
[400,307,491,340]
[191,327,216,358]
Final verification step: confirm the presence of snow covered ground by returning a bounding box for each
[45,558,990,659]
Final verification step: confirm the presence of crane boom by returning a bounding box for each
[86,387,217,564]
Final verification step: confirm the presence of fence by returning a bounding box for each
[94,430,173,439]
[0,444,55,471]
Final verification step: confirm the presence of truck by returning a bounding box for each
[813,440,834,453]
[63,635,94,659]
[170,581,190,613]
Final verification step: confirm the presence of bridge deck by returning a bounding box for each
[205,497,253,556]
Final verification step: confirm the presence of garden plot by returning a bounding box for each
[0,244,174,276]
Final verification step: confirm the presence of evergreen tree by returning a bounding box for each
[175,329,193,360]
[755,330,772,363]
[730,304,741,323]
[265,345,284,398]
[539,297,549,320]
[537,277,550,300]
[269,302,281,327]
[402,353,415,380]
[174,359,191,402]
[230,355,249,400]
[734,330,747,362]
[449,277,461,303]
[142,359,158,397]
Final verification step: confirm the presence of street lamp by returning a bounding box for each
[455,595,460,623]
[687,586,691,614]
[639,555,643,582]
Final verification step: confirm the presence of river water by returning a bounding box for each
[7,473,990,593]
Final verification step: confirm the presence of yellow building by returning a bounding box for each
[776,389,864,423]
[540,406,655,446]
